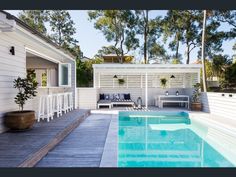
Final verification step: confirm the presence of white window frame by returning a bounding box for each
[59,63,71,87]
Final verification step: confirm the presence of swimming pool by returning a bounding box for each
[118,111,236,167]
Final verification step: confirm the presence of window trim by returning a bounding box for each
[59,63,71,87]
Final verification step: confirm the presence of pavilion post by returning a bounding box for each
[145,72,148,108]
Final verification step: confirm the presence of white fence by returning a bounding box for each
[77,88,98,109]
[201,92,236,120]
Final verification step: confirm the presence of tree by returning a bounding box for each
[171,54,183,64]
[76,57,103,87]
[18,10,49,34]
[212,54,232,78]
[95,45,119,58]
[134,10,162,64]
[88,10,139,63]
[213,10,236,36]
[201,10,208,92]
[162,10,184,61]
[148,43,170,64]
[48,10,78,50]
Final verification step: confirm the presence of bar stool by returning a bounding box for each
[58,93,69,114]
[38,95,54,122]
[68,92,74,111]
[52,94,62,117]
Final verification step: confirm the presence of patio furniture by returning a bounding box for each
[38,95,54,122]
[157,95,189,109]
[97,100,112,109]
[52,94,62,117]
[111,99,135,107]
[97,93,135,109]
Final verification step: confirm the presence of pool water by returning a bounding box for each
[118,111,235,167]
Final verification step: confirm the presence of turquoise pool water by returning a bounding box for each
[118,111,235,167]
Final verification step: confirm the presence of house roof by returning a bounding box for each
[93,64,202,74]
[0,10,76,60]
[93,64,202,69]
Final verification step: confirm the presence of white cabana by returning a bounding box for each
[92,64,202,108]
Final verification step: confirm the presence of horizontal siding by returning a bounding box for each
[0,23,76,133]
[77,88,97,109]
[201,92,236,120]
[0,31,26,132]
[96,73,198,89]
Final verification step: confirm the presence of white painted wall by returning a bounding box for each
[77,88,98,109]
[0,31,26,132]
[0,25,76,133]
[201,92,236,120]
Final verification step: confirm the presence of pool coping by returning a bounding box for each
[100,113,118,167]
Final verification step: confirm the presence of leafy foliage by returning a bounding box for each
[76,58,103,87]
[118,78,125,85]
[18,10,49,34]
[192,83,201,103]
[88,10,139,63]
[13,70,38,111]
[160,78,167,88]
[134,10,162,63]
[48,10,78,49]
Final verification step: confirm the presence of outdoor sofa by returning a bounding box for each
[97,93,135,109]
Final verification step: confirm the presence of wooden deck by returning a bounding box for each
[0,109,90,167]
[36,114,112,167]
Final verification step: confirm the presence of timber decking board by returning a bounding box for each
[36,114,112,167]
[0,109,90,167]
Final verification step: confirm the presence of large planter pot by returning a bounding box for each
[4,110,36,131]
[191,102,202,111]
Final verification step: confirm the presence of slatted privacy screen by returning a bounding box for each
[97,73,198,88]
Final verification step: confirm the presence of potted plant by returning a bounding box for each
[191,83,202,111]
[4,70,38,131]
[118,78,125,85]
[160,78,167,88]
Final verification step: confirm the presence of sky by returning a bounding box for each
[6,10,236,63]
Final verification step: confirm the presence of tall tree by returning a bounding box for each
[48,10,78,50]
[201,10,208,92]
[162,10,184,61]
[134,10,162,64]
[18,10,49,34]
[88,10,139,63]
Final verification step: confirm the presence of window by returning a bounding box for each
[59,63,71,87]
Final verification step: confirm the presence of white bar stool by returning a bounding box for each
[38,95,54,122]
[58,93,69,114]
[68,92,74,111]
[52,94,62,117]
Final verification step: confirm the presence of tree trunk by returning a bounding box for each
[143,10,148,64]
[186,42,190,64]
[175,33,179,59]
[201,10,208,92]
[120,29,125,64]
[175,40,179,59]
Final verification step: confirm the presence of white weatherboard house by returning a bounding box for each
[78,64,202,109]
[0,11,77,132]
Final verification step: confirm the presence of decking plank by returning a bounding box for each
[0,109,90,167]
[36,114,111,167]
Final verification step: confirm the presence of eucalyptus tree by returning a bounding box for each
[134,10,163,64]
[18,10,49,34]
[201,10,207,92]
[161,10,184,60]
[48,10,78,50]
[213,10,236,30]
[88,10,139,63]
